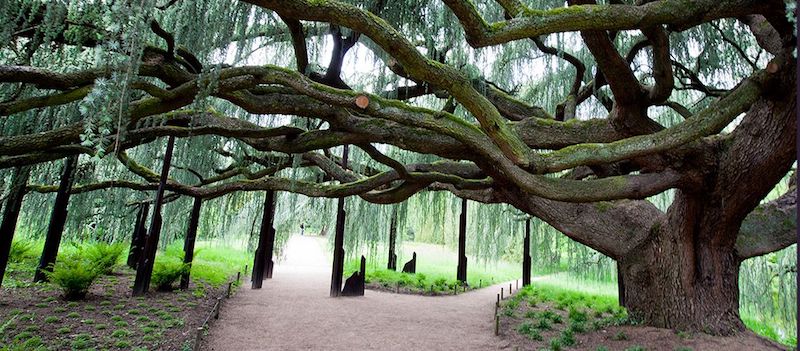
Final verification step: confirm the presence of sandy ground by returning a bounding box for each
[202,235,511,351]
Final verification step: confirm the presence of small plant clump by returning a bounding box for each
[84,242,125,275]
[44,254,102,300]
[151,258,190,291]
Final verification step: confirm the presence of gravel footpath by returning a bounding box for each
[202,236,510,351]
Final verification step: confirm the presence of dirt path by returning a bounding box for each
[202,235,512,350]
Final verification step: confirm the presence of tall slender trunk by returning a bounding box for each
[132,136,176,296]
[180,197,202,290]
[522,218,531,287]
[330,145,349,297]
[251,190,276,288]
[387,205,398,270]
[34,156,78,282]
[264,191,277,279]
[457,198,467,283]
[0,166,31,288]
[127,202,150,269]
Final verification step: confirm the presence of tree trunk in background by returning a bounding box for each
[251,190,276,288]
[34,155,78,283]
[132,136,176,296]
[457,198,467,283]
[180,197,203,290]
[522,218,531,287]
[0,166,31,288]
[621,193,744,334]
[387,205,398,270]
[330,145,349,297]
[127,202,150,269]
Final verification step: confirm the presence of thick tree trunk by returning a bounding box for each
[0,166,30,288]
[620,193,744,334]
[127,202,150,269]
[180,197,202,290]
[132,136,176,296]
[34,155,78,283]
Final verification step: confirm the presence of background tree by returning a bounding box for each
[0,0,795,335]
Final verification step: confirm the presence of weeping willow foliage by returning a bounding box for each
[0,0,795,341]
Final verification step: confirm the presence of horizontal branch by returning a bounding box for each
[735,189,797,259]
[444,0,778,48]
[537,65,775,173]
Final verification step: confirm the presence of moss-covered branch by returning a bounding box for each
[735,188,797,259]
[443,0,778,48]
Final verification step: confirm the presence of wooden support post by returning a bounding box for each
[127,202,149,269]
[330,145,348,297]
[509,283,512,295]
[264,191,277,279]
[501,287,504,300]
[180,197,203,290]
[252,190,276,288]
[0,166,31,288]
[495,315,499,336]
[387,205,398,271]
[456,198,468,283]
[132,136,176,296]
[617,260,626,307]
[34,156,77,283]
[522,218,531,287]
[359,255,366,296]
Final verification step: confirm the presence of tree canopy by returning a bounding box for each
[0,0,796,335]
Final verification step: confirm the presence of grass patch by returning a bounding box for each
[343,241,523,293]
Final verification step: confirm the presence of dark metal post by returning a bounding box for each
[132,136,176,296]
[180,197,203,290]
[34,156,78,282]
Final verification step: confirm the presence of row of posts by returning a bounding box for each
[0,139,627,306]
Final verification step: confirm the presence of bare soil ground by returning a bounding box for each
[0,270,226,350]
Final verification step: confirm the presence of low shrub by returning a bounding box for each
[9,240,34,263]
[151,258,189,291]
[44,254,101,300]
[85,243,125,275]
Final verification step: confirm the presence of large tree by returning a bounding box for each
[0,0,796,334]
